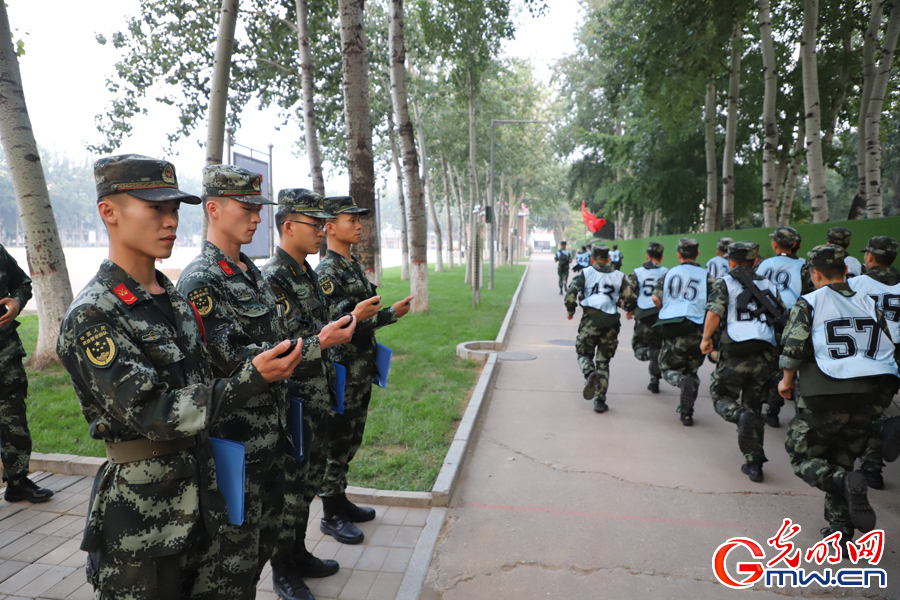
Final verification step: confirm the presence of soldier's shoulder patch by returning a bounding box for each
[188,286,214,317]
[276,292,290,315]
[77,324,117,369]
[218,260,235,276]
[319,275,335,295]
[113,283,138,306]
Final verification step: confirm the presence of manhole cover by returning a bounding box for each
[497,352,537,361]
[547,339,575,346]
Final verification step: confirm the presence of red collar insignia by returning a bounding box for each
[218,260,235,276]
[113,283,138,305]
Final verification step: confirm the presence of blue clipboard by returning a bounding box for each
[210,437,245,526]
[287,396,305,463]
[333,364,346,414]
[374,343,393,389]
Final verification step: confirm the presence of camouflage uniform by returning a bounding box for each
[316,198,398,500]
[56,154,259,599]
[565,247,636,406]
[177,165,292,600]
[555,246,572,292]
[0,244,33,484]
[782,245,900,537]
[261,189,337,558]
[705,243,783,468]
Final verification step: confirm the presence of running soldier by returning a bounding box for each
[574,245,591,273]
[566,245,636,413]
[652,238,715,426]
[609,244,623,271]
[625,241,667,393]
[780,244,899,542]
[701,242,785,482]
[706,237,733,280]
[555,241,572,293]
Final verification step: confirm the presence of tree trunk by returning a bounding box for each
[779,122,805,226]
[0,3,73,369]
[339,0,378,283]
[771,136,792,207]
[722,20,742,231]
[823,27,852,149]
[703,83,718,232]
[411,97,443,273]
[449,162,466,263]
[854,0,883,220]
[759,0,779,226]
[453,164,471,284]
[389,0,427,310]
[387,111,410,280]
[440,153,454,268]
[467,70,480,305]
[508,188,517,270]
[801,0,829,223]
[865,1,900,218]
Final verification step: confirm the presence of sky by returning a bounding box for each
[6,0,582,195]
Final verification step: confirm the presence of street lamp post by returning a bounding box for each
[490,119,548,290]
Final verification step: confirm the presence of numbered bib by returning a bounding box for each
[848,275,900,343]
[659,264,708,324]
[758,255,803,310]
[581,268,625,315]
[723,274,777,344]
[706,256,730,280]
[634,265,668,310]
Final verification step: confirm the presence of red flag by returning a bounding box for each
[581,201,607,233]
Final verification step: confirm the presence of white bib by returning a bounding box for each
[581,268,625,315]
[758,255,804,310]
[576,252,591,267]
[723,274,777,345]
[633,265,668,310]
[706,256,730,280]
[845,255,862,278]
[659,264,708,325]
[848,275,900,343]
[805,286,899,379]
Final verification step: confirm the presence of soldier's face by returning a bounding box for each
[328,214,361,244]
[212,198,262,245]
[100,195,180,259]
[287,217,325,255]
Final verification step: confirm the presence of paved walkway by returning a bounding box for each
[0,472,429,600]
[422,254,900,599]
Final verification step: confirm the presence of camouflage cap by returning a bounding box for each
[806,244,847,269]
[277,188,333,219]
[560,240,568,245]
[769,226,801,247]
[677,237,699,255]
[716,237,734,252]
[592,244,609,259]
[93,154,200,204]
[202,165,275,204]
[861,236,898,259]
[324,195,371,216]
[646,241,664,254]
[825,227,852,248]
[726,241,759,262]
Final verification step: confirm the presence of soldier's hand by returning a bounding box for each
[699,338,713,355]
[393,296,414,318]
[0,298,20,328]
[319,315,356,349]
[353,296,382,321]
[777,378,794,399]
[625,311,634,320]
[252,339,304,383]
[567,314,574,321]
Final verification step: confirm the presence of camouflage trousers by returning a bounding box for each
[575,313,620,401]
[280,402,330,553]
[0,345,31,482]
[631,316,662,385]
[785,407,878,535]
[320,379,373,498]
[88,534,219,600]
[659,325,705,412]
[558,267,569,291]
[859,390,898,473]
[709,349,777,465]
[219,453,285,600]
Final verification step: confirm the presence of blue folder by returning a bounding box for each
[210,437,245,526]
[287,396,305,463]
[333,364,346,414]
[373,343,393,389]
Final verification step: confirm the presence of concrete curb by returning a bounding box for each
[495,264,529,346]
[396,507,448,600]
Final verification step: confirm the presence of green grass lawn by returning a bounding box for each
[18,262,526,491]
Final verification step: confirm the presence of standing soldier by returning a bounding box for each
[316,196,412,544]
[779,244,899,541]
[1,244,53,503]
[652,238,715,426]
[700,242,785,482]
[565,245,636,413]
[826,227,863,278]
[848,236,900,490]
[261,189,360,600]
[555,241,572,294]
[177,165,305,599]
[609,244,623,271]
[57,155,303,598]
[625,241,668,393]
[757,226,814,427]
[706,237,733,280]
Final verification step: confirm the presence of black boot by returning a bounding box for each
[4,477,54,503]
[647,381,660,394]
[340,493,376,523]
[881,416,900,462]
[741,463,763,483]
[583,371,599,400]
[862,470,885,490]
[271,557,314,600]
[294,544,340,578]
[320,495,364,544]
[593,398,608,413]
[843,470,876,533]
[679,377,698,426]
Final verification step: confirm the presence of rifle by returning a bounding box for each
[730,266,789,329]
